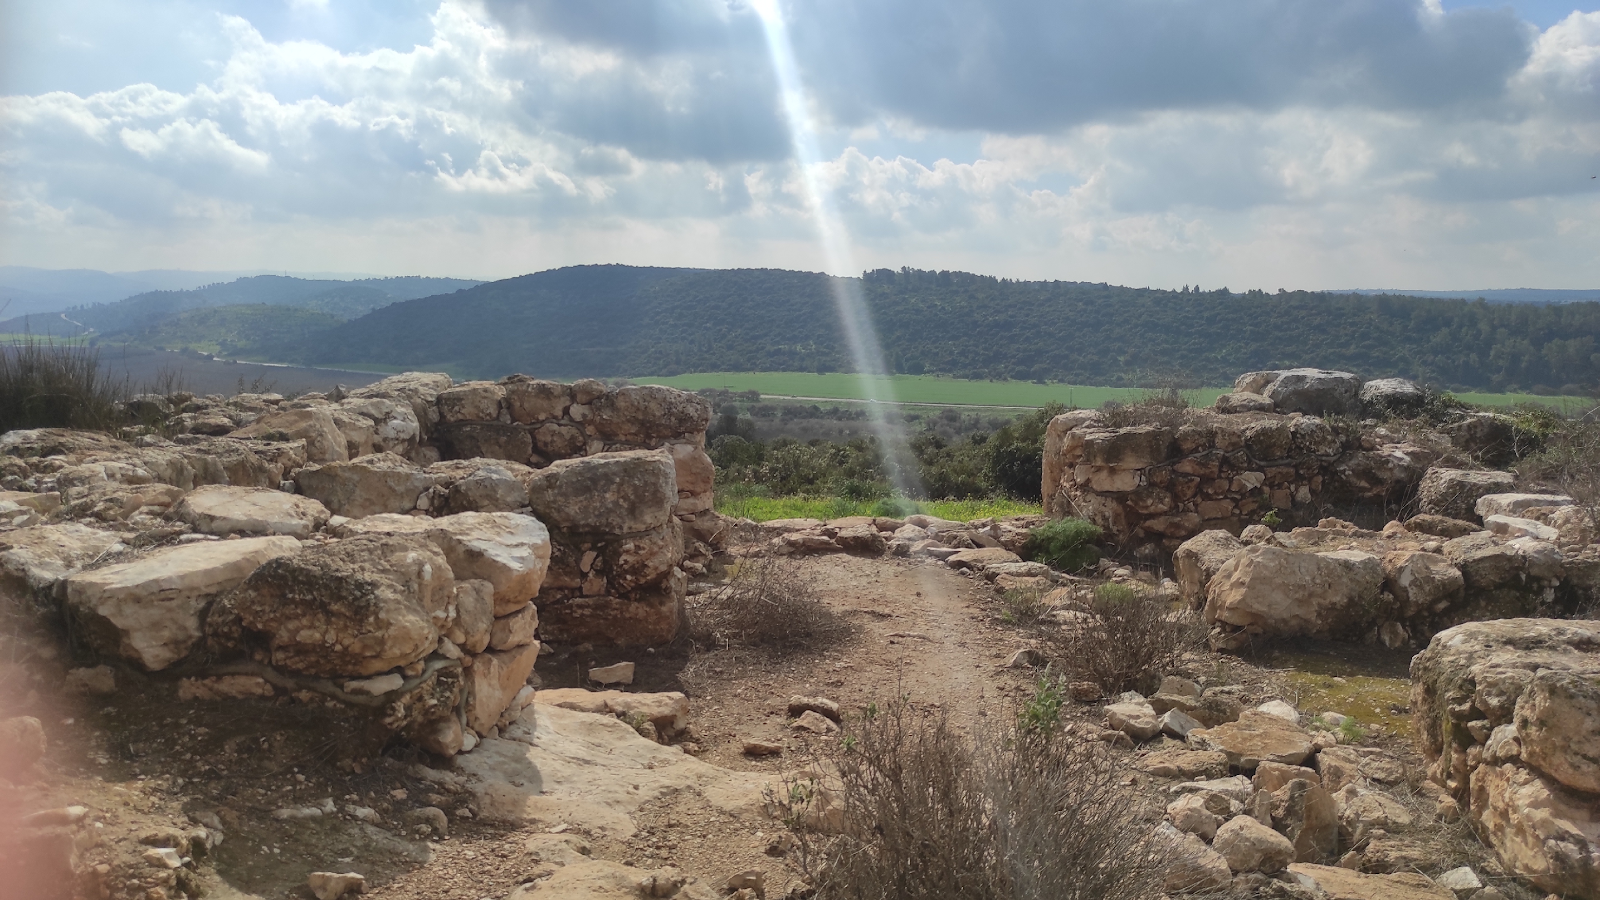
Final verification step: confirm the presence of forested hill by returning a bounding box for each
[276,265,1600,393]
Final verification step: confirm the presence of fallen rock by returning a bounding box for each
[1287,863,1455,900]
[65,536,300,670]
[1189,710,1314,770]
[1158,825,1234,893]
[1213,813,1294,873]
[230,407,347,463]
[173,484,331,538]
[743,740,783,757]
[589,662,635,686]
[0,523,126,599]
[537,689,690,736]
[792,710,840,735]
[1204,544,1384,645]
[1360,378,1427,413]
[1137,748,1230,780]
[943,547,1022,570]
[307,871,367,900]
[1476,493,1573,519]
[1105,700,1162,742]
[1173,530,1244,607]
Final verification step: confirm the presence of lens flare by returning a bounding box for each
[751,0,921,497]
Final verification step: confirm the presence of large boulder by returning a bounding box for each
[172,485,331,538]
[294,452,436,519]
[1358,378,1426,414]
[586,386,711,445]
[173,436,307,489]
[1380,550,1464,618]
[336,512,550,615]
[229,534,454,677]
[337,396,421,455]
[1418,468,1516,522]
[0,524,127,600]
[345,372,452,439]
[1203,545,1385,643]
[65,537,300,670]
[1476,492,1574,519]
[1246,369,1362,417]
[1410,619,1600,897]
[1173,530,1243,608]
[437,381,505,423]
[502,378,573,424]
[229,408,348,464]
[526,450,676,535]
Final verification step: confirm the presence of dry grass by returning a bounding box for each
[1048,583,1206,695]
[775,694,1172,900]
[689,553,853,652]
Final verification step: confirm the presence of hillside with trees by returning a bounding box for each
[273,265,1600,393]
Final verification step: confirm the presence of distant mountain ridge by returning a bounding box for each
[1341,288,1600,304]
[259,264,1600,394]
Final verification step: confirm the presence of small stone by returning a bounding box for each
[307,871,367,900]
[1435,867,1482,896]
[1005,648,1047,668]
[1257,700,1300,724]
[725,870,765,894]
[589,661,635,686]
[792,710,839,735]
[21,805,89,827]
[1160,708,1202,739]
[142,848,184,869]
[743,740,783,757]
[786,696,841,722]
[407,806,448,838]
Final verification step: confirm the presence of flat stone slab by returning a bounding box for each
[1189,709,1314,770]
[1287,864,1454,899]
[174,484,331,538]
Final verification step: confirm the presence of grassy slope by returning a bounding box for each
[101,305,345,356]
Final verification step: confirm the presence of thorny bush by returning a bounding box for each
[774,694,1174,900]
[1049,582,1205,695]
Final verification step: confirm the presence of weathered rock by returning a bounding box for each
[294,452,435,519]
[465,642,540,734]
[1173,530,1244,608]
[346,372,452,437]
[1189,709,1314,770]
[1273,779,1339,862]
[64,665,116,695]
[1418,468,1517,522]
[1441,533,1529,591]
[1381,550,1464,618]
[1359,377,1427,413]
[1168,793,1223,840]
[0,523,127,599]
[1214,814,1295,873]
[433,422,533,465]
[437,381,505,423]
[230,534,454,677]
[538,688,690,736]
[1404,513,1481,539]
[489,603,540,650]
[1476,493,1574,519]
[338,396,421,455]
[1286,864,1455,900]
[173,484,331,538]
[337,512,550,614]
[1470,761,1599,899]
[436,462,530,514]
[834,524,888,557]
[447,579,495,653]
[1204,545,1385,643]
[174,436,307,489]
[1105,700,1162,742]
[65,536,300,670]
[230,407,347,463]
[1254,369,1362,417]
[787,696,841,722]
[1138,748,1230,779]
[1333,783,1414,845]
[943,547,1022,569]
[1484,514,1559,543]
[502,378,572,424]
[526,450,676,535]
[307,871,367,900]
[589,661,635,686]
[1158,825,1235,893]
[586,386,712,445]
[1215,391,1276,414]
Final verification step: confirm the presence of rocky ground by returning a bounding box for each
[3,535,1553,900]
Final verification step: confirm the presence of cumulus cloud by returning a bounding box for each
[0,0,1597,287]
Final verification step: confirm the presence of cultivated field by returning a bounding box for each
[640,371,1581,410]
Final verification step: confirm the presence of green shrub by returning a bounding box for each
[1021,518,1103,572]
[870,496,919,518]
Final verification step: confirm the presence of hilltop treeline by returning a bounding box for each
[102,265,1600,393]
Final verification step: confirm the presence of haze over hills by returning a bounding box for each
[1341,288,1600,304]
[0,266,408,318]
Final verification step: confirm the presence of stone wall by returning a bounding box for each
[1043,407,1436,548]
[0,371,719,758]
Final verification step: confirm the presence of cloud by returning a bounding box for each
[0,0,1597,289]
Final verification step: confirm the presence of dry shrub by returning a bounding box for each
[779,695,1170,900]
[0,339,127,432]
[1050,583,1205,695]
[691,553,851,651]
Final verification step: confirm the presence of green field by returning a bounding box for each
[638,372,1224,408]
[638,371,1581,411]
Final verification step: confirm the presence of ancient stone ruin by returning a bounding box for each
[0,373,720,758]
[1043,367,1521,548]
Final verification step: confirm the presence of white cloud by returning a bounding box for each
[0,0,1597,289]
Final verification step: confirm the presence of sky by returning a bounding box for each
[1,0,1598,290]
